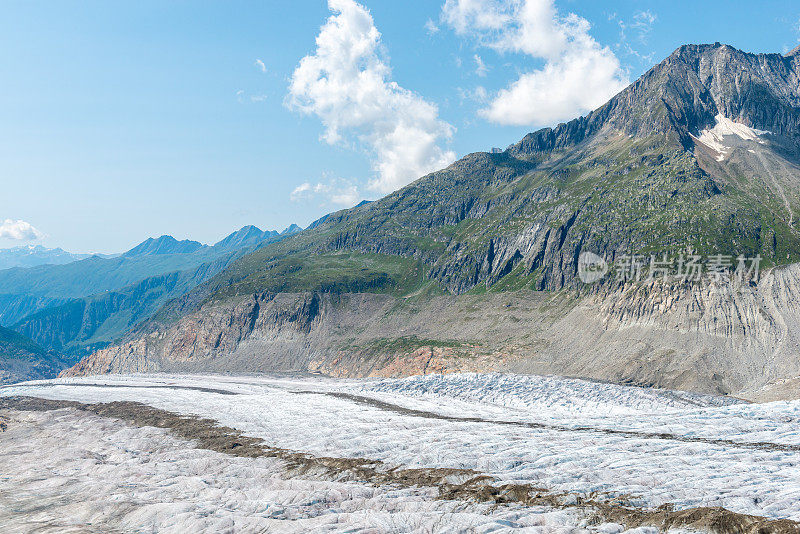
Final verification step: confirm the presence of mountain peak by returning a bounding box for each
[787,44,800,57]
[511,43,800,158]
[123,235,206,257]
[281,224,302,235]
[214,225,286,251]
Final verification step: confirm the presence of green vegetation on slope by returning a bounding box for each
[212,251,431,300]
[201,129,800,303]
[0,326,47,359]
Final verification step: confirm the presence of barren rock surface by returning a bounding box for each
[62,263,800,399]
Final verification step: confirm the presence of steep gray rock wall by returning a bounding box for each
[529,264,800,395]
[63,263,800,400]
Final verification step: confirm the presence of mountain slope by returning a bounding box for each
[65,44,800,397]
[12,253,240,358]
[0,326,63,384]
[188,44,800,299]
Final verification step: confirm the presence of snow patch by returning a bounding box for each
[692,114,771,161]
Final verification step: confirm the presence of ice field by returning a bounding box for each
[2,372,800,532]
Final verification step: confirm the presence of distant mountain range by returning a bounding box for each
[118,225,302,257]
[0,224,303,269]
[122,236,207,257]
[0,245,112,270]
[0,224,301,378]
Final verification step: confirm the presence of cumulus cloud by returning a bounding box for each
[441,0,629,126]
[287,0,456,195]
[0,219,44,241]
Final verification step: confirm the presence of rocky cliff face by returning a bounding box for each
[530,263,800,396]
[63,262,800,399]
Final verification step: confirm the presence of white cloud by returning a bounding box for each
[329,184,361,206]
[442,0,509,35]
[441,0,629,126]
[424,18,440,34]
[254,59,267,73]
[615,10,657,64]
[632,10,656,40]
[287,0,456,195]
[290,177,361,207]
[290,182,313,201]
[457,85,488,104]
[474,54,489,76]
[0,219,44,241]
[237,90,268,104]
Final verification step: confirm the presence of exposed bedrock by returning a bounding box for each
[63,263,800,400]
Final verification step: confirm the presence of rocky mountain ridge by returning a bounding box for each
[122,236,206,257]
[166,43,800,304]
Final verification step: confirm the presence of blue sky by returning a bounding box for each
[1,0,799,253]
